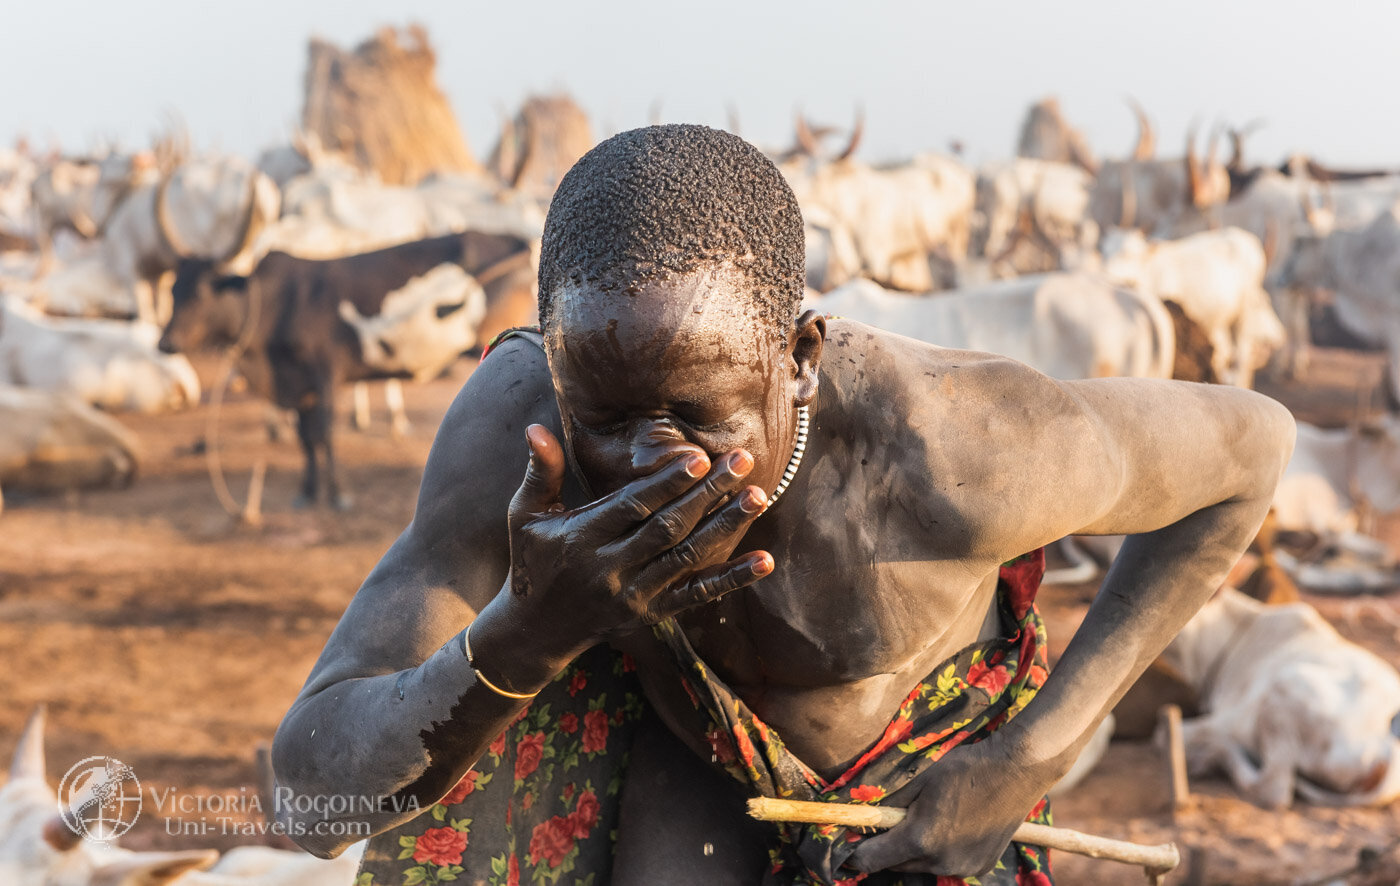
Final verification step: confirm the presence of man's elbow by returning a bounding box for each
[1253,393,1297,489]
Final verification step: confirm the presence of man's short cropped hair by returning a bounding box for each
[538,124,806,332]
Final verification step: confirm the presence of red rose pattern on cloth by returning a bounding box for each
[354,644,646,886]
[651,549,1056,886]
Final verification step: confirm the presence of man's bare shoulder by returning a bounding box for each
[820,318,1083,441]
[818,318,1293,559]
[407,337,563,576]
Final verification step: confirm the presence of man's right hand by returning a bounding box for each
[472,424,773,693]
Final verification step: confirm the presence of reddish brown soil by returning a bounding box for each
[1,352,1397,885]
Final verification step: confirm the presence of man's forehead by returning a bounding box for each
[547,270,776,359]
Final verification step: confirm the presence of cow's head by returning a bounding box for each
[157,258,250,355]
[0,708,219,886]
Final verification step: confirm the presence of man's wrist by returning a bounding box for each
[466,591,578,693]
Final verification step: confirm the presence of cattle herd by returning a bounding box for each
[2,93,1400,881]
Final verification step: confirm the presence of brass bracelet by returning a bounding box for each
[463,622,539,701]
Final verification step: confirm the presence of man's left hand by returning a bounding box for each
[845,729,1062,877]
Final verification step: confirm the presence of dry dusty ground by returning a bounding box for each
[0,350,1397,885]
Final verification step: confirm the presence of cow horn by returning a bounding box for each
[10,706,46,782]
[220,175,266,267]
[795,113,819,158]
[726,102,741,136]
[1262,220,1279,269]
[1119,163,1138,230]
[835,107,864,163]
[155,172,192,259]
[1127,97,1155,161]
[1185,123,1205,209]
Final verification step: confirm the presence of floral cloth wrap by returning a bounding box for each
[652,549,1056,886]
[355,644,648,886]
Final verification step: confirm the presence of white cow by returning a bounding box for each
[337,263,488,381]
[0,147,37,244]
[1102,227,1286,388]
[0,708,363,885]
[0,296,200,413]
[272,169,543,261]
[970,158,1097,279]
[0,387,139,500]
[782,150,976,293]
[1164,587,1400,808]
[94,155,280,321]
[813,274,1175,382]
[1283,203,1400,398]
[1088,135,1229,238]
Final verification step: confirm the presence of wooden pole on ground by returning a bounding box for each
[747,797,1181,880]
[1159,703,1191,816]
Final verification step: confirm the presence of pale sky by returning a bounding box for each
[2,1,1393,169]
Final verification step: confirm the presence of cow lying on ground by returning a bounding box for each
[0,387,139,509]
[813,273,1175,381]
[1163,587,1400,808]
[0,708,363,885]
[158,230,534,509]
[0,295,200,413]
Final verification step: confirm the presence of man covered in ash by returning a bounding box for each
[273,125,1294,884]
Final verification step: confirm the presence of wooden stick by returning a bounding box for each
[1160,703,1191,815]
[747,797,1180,873]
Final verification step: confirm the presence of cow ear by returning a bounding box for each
[91,849,219,886]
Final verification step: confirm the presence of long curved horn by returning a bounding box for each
[1262,220,1279,269]
[1185,124,1205,209]
[795,113,818,158]
[835,107,865,163]
[10,706,46,782]
[219,175,266,267]
[155,172,191,259]
[1119,163,1138,229]
[1127,97,1155,161]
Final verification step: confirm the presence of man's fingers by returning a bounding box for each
[633,485,766,581]
[645,552,773,622]
[845,829,912,875]
[624,451,756,560]
[509,425,565,520]
[578,449,710,538]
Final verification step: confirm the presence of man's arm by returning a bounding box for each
[272,338,775,858]
[1000,376,1297,773]
[270,339,555,857]
[852,367,1295,876]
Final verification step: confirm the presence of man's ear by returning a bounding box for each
[791,310,825,407]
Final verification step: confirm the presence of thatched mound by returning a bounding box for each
[488,94,593,198]
[302,25,478,185]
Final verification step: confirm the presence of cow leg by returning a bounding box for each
[351,382,370,432]
[294,403,321,509]
[317,380,351,511]
[385,379,410,439]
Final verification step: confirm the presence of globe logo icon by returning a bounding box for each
[57,756,142,844]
